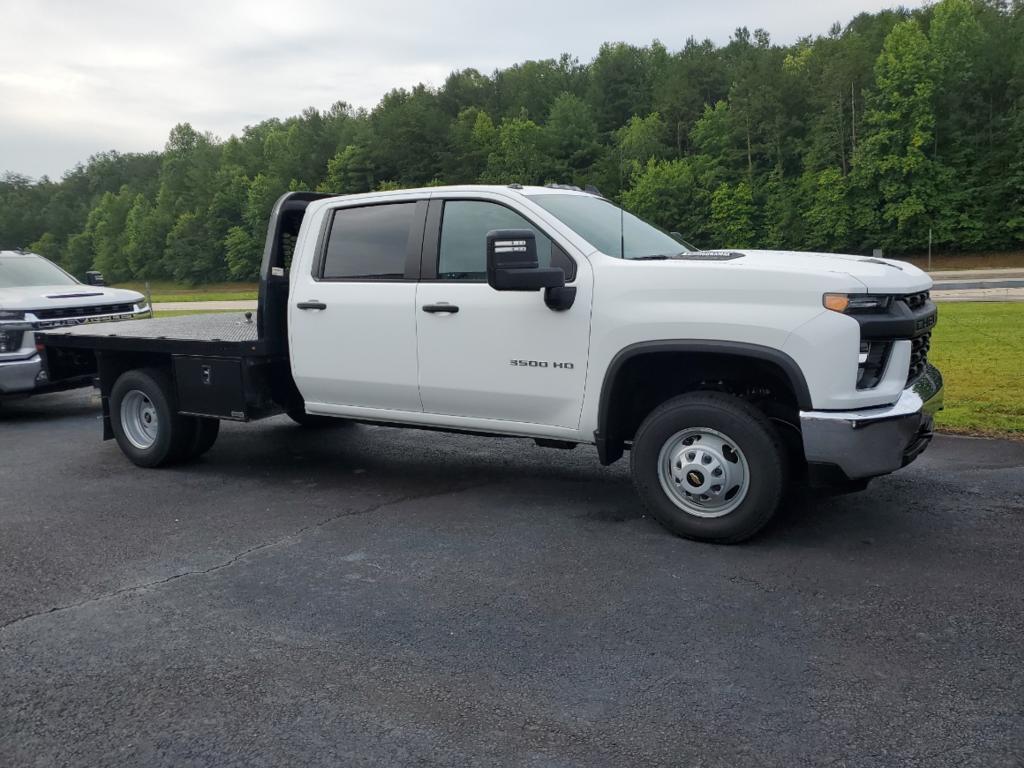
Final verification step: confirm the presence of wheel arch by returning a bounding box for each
[594,340,812,465]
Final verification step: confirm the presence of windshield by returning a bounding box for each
[529,194,692,259]
[0,254,78,288]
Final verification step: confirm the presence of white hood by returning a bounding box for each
[0,284,146,313]
[727,250,932,294]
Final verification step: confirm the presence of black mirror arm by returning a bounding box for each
[544,285,577,311]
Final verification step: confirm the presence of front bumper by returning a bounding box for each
[800,364,944,480]
[0,354,43,395]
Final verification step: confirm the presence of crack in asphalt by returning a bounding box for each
[0,481,493,634]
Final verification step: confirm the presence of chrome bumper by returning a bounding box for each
[0,354,43,394]
[800,364,944,480]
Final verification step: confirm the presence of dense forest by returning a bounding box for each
[2,0,1023,283]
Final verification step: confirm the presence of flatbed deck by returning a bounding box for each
[38,313,266,357]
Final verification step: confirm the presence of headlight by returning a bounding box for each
[0,310,25,321]
[822,293,892,313]
[0,329,25,353]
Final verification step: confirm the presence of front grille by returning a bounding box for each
[907,332,931,384]
[32,303,135,320]
[899,290,930,311]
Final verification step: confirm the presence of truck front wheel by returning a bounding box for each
[630,392,787,543]
[110,368,196,468]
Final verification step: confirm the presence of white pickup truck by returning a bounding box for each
[38,186,943,542]
[0,250,149,398]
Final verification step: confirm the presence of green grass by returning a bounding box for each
[903,250,1024,271]
[113,281,258,303]
[930,302,1024,438]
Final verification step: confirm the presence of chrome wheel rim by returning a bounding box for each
[121,389,159,450]
[657,427,750,518]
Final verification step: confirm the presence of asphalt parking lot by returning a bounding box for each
[1,389,1022,767]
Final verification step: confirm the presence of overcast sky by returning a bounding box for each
[0,0,919,180]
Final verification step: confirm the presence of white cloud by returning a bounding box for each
[0,0,921,178]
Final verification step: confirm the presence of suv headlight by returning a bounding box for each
[823,293,892,314]
[0,328,25,353]
[0,310,25,321]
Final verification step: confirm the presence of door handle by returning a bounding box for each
[422,304,459,314]
[296,301,327,310]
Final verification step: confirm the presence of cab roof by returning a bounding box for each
[322,184,601,204]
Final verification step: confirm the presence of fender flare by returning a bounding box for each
[594,340,812,465]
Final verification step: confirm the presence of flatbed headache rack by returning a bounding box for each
[36,191,331,434]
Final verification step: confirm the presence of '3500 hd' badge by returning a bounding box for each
[510,359,574,369]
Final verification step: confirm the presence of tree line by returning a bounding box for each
[2,0,1023,284]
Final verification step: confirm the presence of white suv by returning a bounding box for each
[0,250,150,397]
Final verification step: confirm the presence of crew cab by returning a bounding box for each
[0,250,149,398]
[37,186,943,543]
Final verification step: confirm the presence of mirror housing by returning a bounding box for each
[486,229,565,291]
[84,270,105,286]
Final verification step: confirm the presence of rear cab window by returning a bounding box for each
[319,202,419,280]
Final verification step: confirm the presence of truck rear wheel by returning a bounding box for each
[187,417,220,459]
[110,368,196,468]
[630,392,787,543]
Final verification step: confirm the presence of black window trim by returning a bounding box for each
[312,198,429,283]
[421,196,578,283]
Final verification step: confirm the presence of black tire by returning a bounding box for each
[287,408,349,428]
[186,417,220,459]
[109,367,196,468]
[630,391,787,543]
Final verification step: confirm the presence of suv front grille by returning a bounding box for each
[907,332,931,384]
[32,303,135,320]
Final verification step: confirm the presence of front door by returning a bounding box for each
[415,197,592,430]
[289,198,426,414]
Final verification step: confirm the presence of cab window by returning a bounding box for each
[321,203,416,280]
[437,200,575,281]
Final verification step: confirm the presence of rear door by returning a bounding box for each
[289,196,427,414]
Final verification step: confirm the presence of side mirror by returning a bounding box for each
[486,229,564,291]
[85,271,105,286]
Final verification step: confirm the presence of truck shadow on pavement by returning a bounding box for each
[0,390,100,423]
[5,396,968,549]
[169,418,863,545]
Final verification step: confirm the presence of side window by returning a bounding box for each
[438,200,575,281]
[321,202,416,280]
